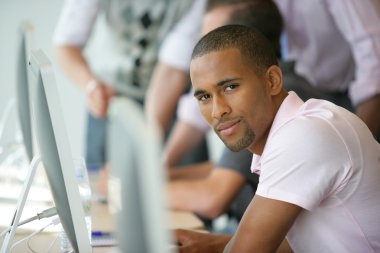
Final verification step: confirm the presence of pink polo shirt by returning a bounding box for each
[251,92,380,252]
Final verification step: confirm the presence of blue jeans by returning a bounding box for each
[85,113,107,170]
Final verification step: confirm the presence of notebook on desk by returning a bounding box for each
[91,231,118,247]
[90,232,179,250]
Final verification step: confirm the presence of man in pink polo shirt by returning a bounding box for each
[175,25,380,253]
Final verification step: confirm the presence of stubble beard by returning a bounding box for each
[217,119,255,152]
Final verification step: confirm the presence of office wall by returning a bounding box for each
[0,0,86,157]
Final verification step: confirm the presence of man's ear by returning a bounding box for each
[266,65,283,95]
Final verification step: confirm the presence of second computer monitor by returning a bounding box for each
[28,49,91,253]
[108,97,175,253]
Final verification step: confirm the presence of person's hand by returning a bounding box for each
[175,229,231,253]
[85,80,116,118]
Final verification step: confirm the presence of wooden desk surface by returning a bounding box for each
[1,169,204,252]
[0,200,204,252]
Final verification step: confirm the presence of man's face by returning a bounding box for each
[190,48,276,154]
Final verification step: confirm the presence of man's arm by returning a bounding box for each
[327,0,380,137]
[163,120,206,167]
[145,63,189,133]
[145,0,205,133]
[169,161,214,181]
[224,195,301,253]
[55,45,94,90]
[175,210,293,253]
[167,169,247,219]
[176,229,232,253]
[56,46,115,117]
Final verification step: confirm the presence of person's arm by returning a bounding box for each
[224,195,301,253]
[175,220,292,253]
[167,169,247,219]
[326,0,380,137]
[176,229,232,253]
[162,92,210,167]
[355,94,380,137]
[53,0,115,118]
[169,161,214,181]
[163,120,206,167]
[55,46,95,90]
[145,63,189,133]
[56,46,116,118]
[145,0,205,133]
[53,0,99,88]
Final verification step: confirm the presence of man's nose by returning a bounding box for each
[211,96,231,120]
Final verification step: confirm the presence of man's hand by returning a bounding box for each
[175,229,231,253]
[86,80,116,118]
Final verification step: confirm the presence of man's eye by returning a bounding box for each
[225,84,238,91]
[199,94,211,101]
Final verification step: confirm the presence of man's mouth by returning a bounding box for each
[216,119,241,136]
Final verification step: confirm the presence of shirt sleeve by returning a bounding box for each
[325,0,380,105]
[177,93,209,133]
[256,117,352,211]
[52,0,100,47]
[158,0,206,70]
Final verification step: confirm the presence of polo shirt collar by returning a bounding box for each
[250,91,304,174]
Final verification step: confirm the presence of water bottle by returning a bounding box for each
[60,158,92,253]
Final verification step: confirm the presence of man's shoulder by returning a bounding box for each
[269,102,352,154]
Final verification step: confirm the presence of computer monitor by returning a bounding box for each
[107,97,176,253]
[16,21,35,162]
[27,49,91,252]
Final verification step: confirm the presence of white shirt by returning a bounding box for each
[251,92,380,252]
[275,0,380,106]
[53,0,205,71]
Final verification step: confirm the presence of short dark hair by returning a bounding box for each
[191,25,278,76]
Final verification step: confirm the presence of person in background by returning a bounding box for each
[274,0,380,138]
[175,24,380,253]
[52,0,206,196]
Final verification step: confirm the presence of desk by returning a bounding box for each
[0,200,203,252]
[0,167,204,252]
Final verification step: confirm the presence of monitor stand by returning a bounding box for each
[1,155,41,253]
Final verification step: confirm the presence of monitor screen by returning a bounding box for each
[108,97,176,253]
[16,21,35,162]
[28,49,91,253]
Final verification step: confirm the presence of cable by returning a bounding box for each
[19,207,57,226]
[0,207,57,238]
[10,216,60,252]
[45,234,59,253]
[0,226,10,238]
[27,237,37,253]
[27,230,59,253]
